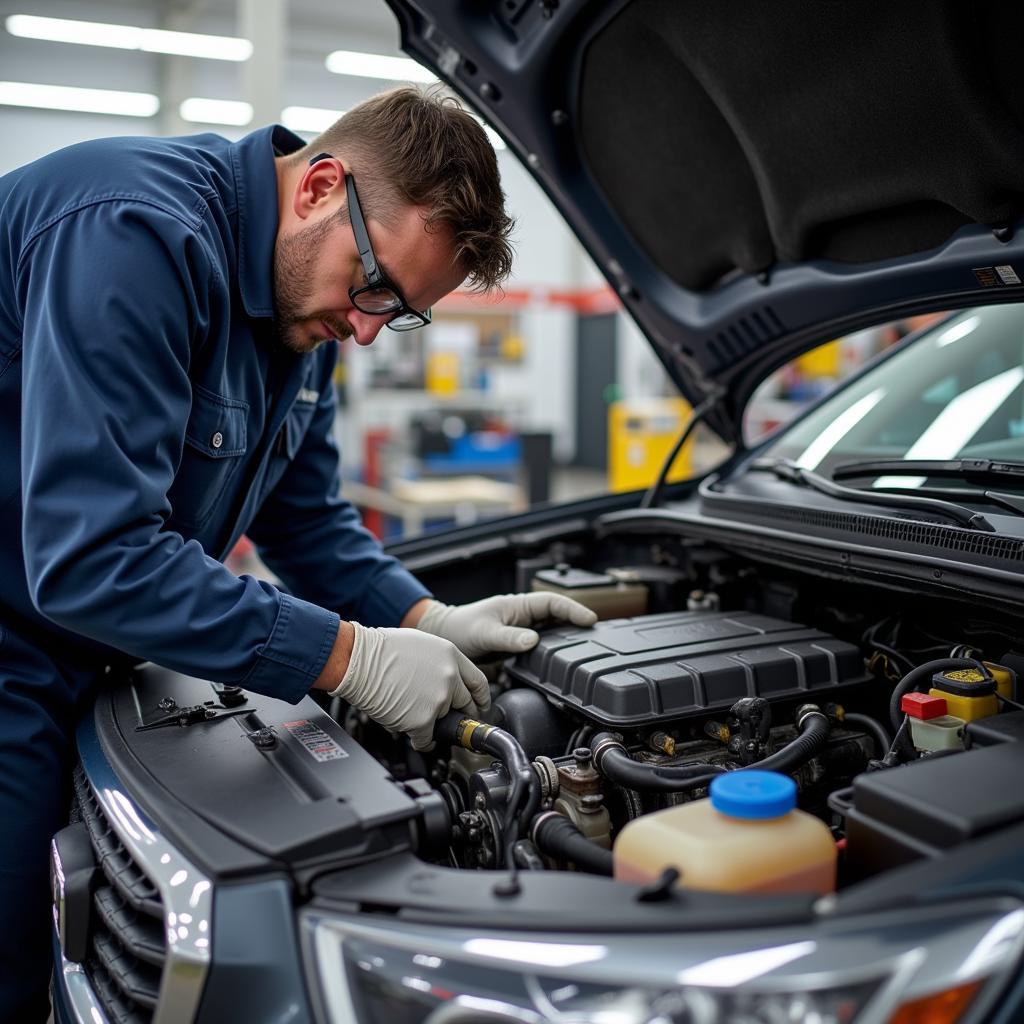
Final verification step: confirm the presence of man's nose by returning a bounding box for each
[347,310,391,346]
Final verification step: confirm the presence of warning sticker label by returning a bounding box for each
[973,265,1022,287]
[282,720,348,762]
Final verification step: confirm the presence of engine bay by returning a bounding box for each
[327,528,1024,901]
[103,524,1024,910]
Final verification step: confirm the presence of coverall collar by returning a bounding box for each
[230,124,305,320]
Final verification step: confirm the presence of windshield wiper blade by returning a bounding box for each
[870,484,1024,518]
[753,458,996,531]
[832,457,1024,485]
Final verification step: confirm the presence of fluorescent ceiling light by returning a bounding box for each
[180,97,252,127]
[325,49,436,83]
[0,81,159,117]
[6,14,251,61]
[281,105,343,133]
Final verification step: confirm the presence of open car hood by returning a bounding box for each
[385,0,1024,441]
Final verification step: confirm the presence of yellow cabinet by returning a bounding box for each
[608,397,692,492]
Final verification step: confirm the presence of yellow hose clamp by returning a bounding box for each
[456,718,494,750]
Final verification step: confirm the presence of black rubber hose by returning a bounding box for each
[435,711,540,858]
[621,787,644,821]
[842,712,892,759]
[888,658,983,732]
[531,812,614,876]
[826,785,855,818]
[592,707,830,793]
[753,708,830,775]
[591,733,726,793]
[435,711,532,778]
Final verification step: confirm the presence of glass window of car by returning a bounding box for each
[761,304,1024,486]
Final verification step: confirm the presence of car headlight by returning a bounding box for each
[301,896,1024,1024]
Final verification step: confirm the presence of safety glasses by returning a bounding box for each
[309,153,432,332]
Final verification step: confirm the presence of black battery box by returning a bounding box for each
[845,740,1024,880]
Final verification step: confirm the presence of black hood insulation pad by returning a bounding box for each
[581,0,1024,291]
[388,0,1024,436]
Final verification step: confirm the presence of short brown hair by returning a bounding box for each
[292,86,514,292]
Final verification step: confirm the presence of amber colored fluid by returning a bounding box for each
[613,797,837,895]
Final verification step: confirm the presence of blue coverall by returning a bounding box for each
[0,124,430,1019]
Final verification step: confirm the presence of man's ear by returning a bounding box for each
[292,155,346,220]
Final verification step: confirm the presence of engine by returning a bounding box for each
[340,555,1023,896]
[429,607,876,875]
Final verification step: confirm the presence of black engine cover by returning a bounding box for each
[506,610,870,727]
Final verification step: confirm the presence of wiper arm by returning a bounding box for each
[832,457,1024,486]
[868,484,1024,518]
[753,458,996,532]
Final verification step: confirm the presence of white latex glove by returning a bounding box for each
[330,623,490,750]
[416,593,598,660]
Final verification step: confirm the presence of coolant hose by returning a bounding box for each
[434,711,541,839]
[435,712,529,775]
[590,733,726,793]
[751,706,830,774]
[591,704,831,792]
[888,658,983,732]
[531,811,614,876]
[842,711,892,759]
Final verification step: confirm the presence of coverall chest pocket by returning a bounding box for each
[258,393,317,497]
[259,397,318,503]
[282,397,318,460]
[168,384,249,529]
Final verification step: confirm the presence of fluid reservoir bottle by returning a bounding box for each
[613,771,837,895]
[531,565,648,619]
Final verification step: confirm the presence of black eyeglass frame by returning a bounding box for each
[309,152,432,332]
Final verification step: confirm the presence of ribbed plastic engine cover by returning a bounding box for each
[506,610,871,727]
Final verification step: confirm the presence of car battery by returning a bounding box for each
[844,742,1024,880]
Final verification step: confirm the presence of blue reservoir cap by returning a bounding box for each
[710,771,797,820]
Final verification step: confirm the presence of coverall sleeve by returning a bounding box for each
[246,354,431,626]
[18,200,339,703]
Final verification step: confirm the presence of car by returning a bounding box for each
[51,2,1024,1023]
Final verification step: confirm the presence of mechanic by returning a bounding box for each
[0,86,596,1022]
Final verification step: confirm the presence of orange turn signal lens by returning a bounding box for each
[888,980,983,1024]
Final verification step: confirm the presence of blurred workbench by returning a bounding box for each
[342,475,525,537]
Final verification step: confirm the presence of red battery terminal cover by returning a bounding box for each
[901,692,949,720]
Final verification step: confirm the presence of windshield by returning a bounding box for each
[764,304,1024,486]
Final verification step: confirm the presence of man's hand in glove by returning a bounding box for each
[411,593,598,660]
[318,623,490,751]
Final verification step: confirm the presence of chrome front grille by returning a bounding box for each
[74,765,164,1024]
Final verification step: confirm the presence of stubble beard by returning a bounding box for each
[273,217,354,354]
